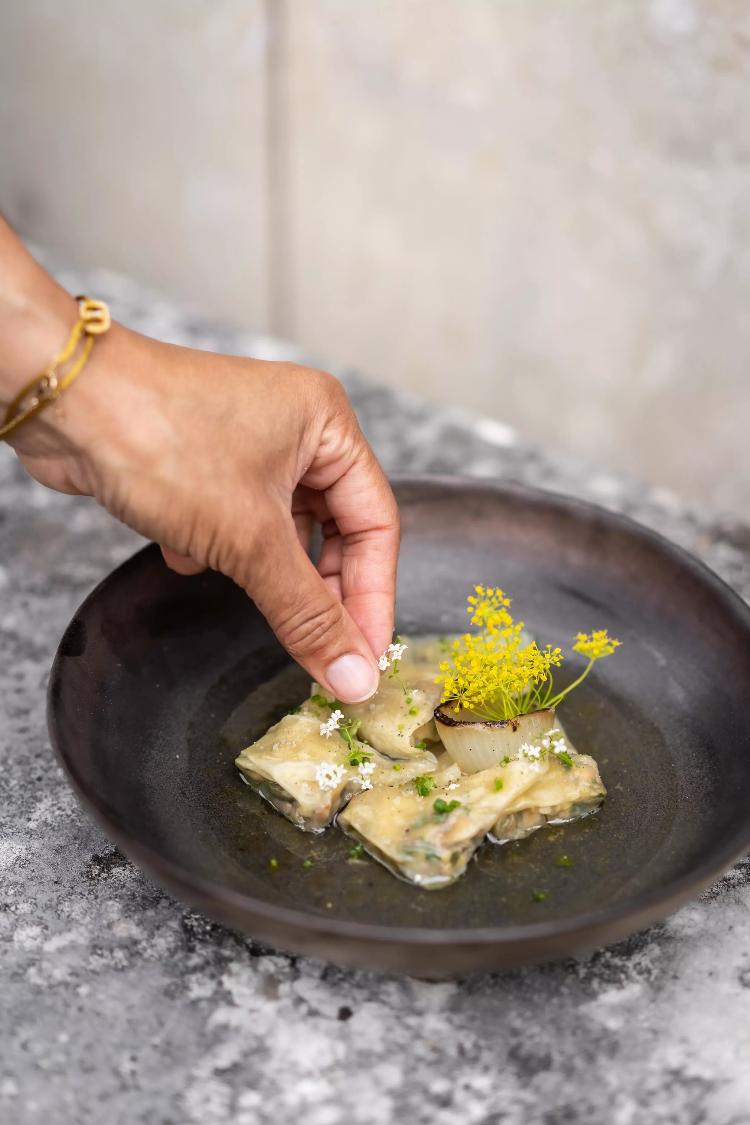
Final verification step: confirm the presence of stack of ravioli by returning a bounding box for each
[235,639,606,889]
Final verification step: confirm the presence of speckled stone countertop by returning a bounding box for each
[2,260,750,1125]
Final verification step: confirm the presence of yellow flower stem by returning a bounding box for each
[544,658,595,710]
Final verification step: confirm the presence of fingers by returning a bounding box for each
[161,545,206,576]
[318,447,400,661]
[241,515,380,704]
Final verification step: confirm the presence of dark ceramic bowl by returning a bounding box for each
[48,477,750,977]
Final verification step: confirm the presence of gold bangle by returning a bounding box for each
[0,296,111,442]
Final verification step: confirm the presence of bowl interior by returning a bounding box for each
[50,481,750,953]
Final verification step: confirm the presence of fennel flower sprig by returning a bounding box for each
[437,586,620,720]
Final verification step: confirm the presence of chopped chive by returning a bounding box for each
[348,842,365,860]
[433,798,461,816]
[268,857,279,871]
[414,775,435,798]
[531,890,547,902]
[554,854,574,867]
[392,763,403,771]
[494,777,504,791]
[302,858,314,869]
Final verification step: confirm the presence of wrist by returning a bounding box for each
[3,304,157,499]
[0,292,79,410]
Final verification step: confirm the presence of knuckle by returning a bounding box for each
[276,598,345,659]
[309,367,348,409]
[385,492,401,535]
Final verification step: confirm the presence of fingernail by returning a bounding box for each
[325,654,379,703]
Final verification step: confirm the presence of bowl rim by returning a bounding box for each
[47,473,750,951]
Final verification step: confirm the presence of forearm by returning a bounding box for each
[0,216,80,410]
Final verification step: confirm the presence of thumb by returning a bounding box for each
[241,522,381,704]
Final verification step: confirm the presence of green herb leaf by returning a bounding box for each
[433,797,461,816]
[348,842,365,860]
[310,693,331,708]
[408,707,418,716]
[268,857,279,871]
[531,889,547,902]
[500,755,511,767]
[414,775,435,798]
[302,858,314,869]
[414,740,428,750]
[287,705,301,715]
[555,750,574,769]
[392,763,403,771]
[554,854,573,867]
[494,777,504,791]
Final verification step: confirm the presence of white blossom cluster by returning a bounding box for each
[377,641,408,672]
[315,761,347,791]
[519,728,571,772]
[357,759,376,791]
[319,709,345,738]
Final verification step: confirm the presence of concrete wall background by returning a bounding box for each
[1,0,748,514]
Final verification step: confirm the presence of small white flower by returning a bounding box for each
[448,782,460,791]
[353,760,376,790]
[553,740,572,764]
[377,641,408,672]
[315,762,347,791]
[319,709,344,738]
[520,741,541,760]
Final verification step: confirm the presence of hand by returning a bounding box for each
[8,318,400,703]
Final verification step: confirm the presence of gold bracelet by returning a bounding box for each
[0,295,111,442]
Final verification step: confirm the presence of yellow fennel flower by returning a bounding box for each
[572,630,621,661]
[437,587,621,720]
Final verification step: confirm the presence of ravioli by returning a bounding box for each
[490,752,606,842]
[338,750,605,887]
[338,757,547,887]
[339,679,440,759]
[309,635,453,759]
[235,711,437,833]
